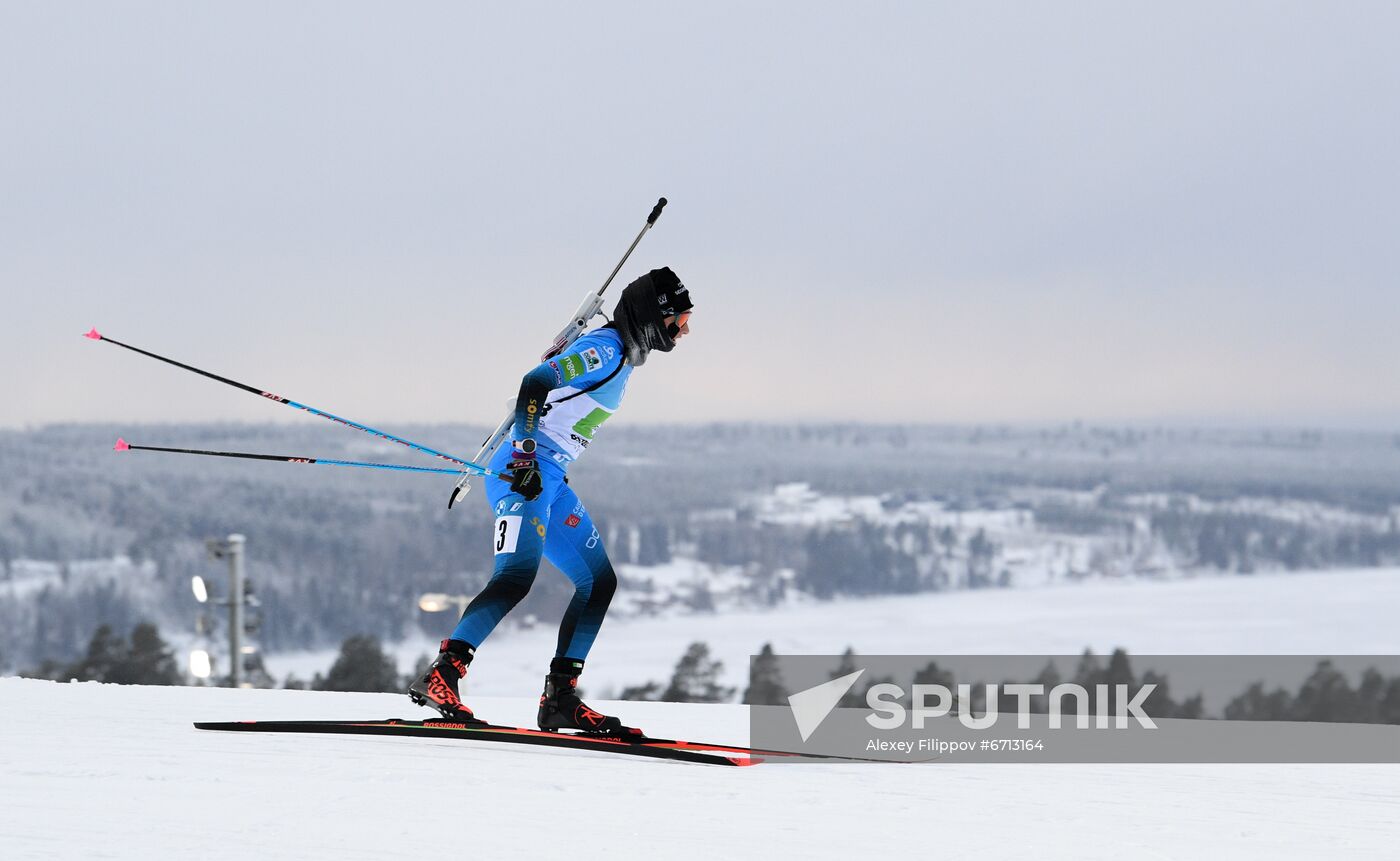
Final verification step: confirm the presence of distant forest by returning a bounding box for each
[4,422,1400,670]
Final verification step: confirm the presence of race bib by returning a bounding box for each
[494,515,522,554]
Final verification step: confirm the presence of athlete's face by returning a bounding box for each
[664,311,692,342]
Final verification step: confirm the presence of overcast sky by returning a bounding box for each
[3,2,1397,433]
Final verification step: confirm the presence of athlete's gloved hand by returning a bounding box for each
[507,440,543,501]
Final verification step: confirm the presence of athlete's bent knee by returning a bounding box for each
[589,564,617,608]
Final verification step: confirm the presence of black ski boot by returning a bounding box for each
[537,657,643,739]
[408,639,484,724]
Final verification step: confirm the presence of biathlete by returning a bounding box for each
[409,268,693,736]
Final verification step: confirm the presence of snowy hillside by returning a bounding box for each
[1,678,1396,860]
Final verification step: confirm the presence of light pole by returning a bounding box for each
[206,533,249,688]
[227,534,245,688]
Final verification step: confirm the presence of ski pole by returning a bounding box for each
[113,438,508,478]
[85,328,497,478]
[447,196,668,510]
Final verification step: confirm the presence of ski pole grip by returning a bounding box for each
[647,197,667,226]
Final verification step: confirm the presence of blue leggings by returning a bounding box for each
[451,450,617,660]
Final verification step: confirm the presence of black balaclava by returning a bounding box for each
[609,267,692,367]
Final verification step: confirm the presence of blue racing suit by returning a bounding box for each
[451,327,633,660]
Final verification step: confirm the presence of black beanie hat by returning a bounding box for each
[610,267,691,367]
[651,267,693,318]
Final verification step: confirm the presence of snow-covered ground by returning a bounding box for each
[7,567,1399,858]
[267,566,1400,701]
[0,678,1395,860]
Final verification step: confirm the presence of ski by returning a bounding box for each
[194,718,771,766]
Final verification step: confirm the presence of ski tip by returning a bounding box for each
[84,327,102,341]
[114,438,130,452]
